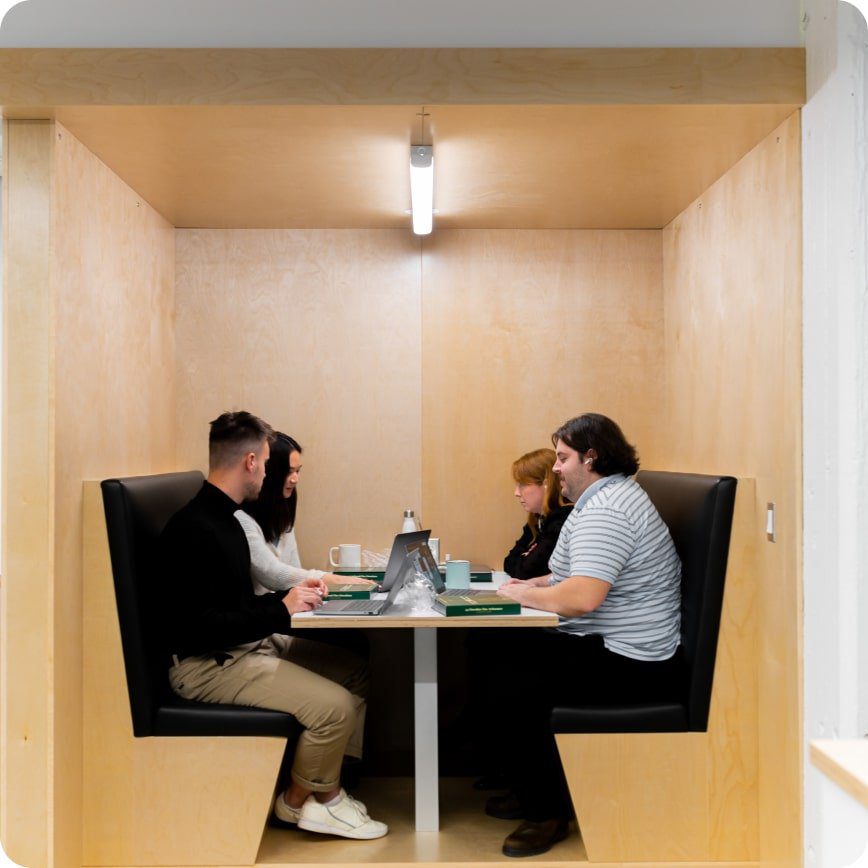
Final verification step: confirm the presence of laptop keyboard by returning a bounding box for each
[337,600,380,612]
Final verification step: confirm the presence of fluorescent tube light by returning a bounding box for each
[410,145,433,235]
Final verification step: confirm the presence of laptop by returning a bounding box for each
[407,542,498,599]
[378,529,431,591]
[313,550,413,616]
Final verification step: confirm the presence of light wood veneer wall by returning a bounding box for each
[421,229,665,566]
[659,113,803,865]
[173,229,423,567]
[1,121,176,868]
[173,230,663,570]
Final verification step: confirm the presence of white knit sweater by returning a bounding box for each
[234,510,326,595]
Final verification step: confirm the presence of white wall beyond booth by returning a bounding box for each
[803,0,868,865]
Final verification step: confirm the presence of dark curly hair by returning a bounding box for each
[552,413,639,477]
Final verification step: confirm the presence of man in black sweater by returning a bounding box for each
[161,411,387,840]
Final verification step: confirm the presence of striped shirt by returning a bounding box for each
[548,474,681,661]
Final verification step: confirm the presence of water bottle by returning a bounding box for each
[402,509,418,534]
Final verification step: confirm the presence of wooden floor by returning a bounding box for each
[255,778,760,868]
[256,777,585,865]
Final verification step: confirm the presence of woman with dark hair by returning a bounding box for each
[235,432,373,594]
[484,414,684,858]
[234,431,373,808]
[504,448,573,580]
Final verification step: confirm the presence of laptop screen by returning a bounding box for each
[382,551,416,605]
[381,529,431,590]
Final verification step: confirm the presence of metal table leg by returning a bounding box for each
[413,627,439,831]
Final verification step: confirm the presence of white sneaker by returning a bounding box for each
[273,789,366,824]
[273,791,305,824]
[298,791,388,840]
[339,787,367,815]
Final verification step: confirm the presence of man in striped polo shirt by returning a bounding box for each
[490,413,683,858]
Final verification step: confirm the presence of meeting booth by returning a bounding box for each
[1,48,804,868]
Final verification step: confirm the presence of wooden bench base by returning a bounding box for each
[83,481,287,866]
[559,732,756,862]
[556,482,759,863]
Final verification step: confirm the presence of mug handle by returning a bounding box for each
[329,546,340,568]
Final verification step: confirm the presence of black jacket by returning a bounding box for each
[503,504,574,580]
[158,481,291,658]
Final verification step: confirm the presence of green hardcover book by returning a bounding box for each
[469,565,494,583]
[326,584,373,600]
[334,569,385,582]
[433,592,520,617]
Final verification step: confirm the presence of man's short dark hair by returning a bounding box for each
[552,413,639,477]
[208,411,274,470]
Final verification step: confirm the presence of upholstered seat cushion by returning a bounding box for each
[154,694,299,737]
[550,703,688,734]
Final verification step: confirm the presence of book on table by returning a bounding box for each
[433,591,520,617]
[469,564,494,583]
[334,568,385,581]
[326,583,374,600]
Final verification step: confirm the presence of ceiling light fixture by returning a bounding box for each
[410,144,433,236]
[410,107,433,235]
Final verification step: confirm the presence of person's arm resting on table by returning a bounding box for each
[497,575,610,616]
[499,504,634,616]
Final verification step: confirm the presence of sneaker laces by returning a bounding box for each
[340,788,367,814]
[335,792,370,825]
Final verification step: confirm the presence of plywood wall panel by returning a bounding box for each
[660,113,802,865]
[52,123,177,868]
[420,229,664,567]
[174,230,422,568]
[1,118,53,868]
[2,120,176,868]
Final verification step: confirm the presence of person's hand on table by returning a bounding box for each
[501,574,551,589]
[283,581,326,614]
[300,576,329,596]
[324,573,377,588]
[497,581,533,604]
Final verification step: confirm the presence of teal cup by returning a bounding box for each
[445,559,471,589]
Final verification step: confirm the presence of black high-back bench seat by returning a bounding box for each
[551,470,737,735]
[101,470,298,738]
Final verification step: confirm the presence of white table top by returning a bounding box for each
[292,571,559,629]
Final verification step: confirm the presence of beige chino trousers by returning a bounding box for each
[169,634,369,791]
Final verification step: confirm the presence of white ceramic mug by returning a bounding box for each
[329,543,362,569]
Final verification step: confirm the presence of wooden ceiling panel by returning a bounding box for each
[54,103,798,229]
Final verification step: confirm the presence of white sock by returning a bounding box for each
[322,792,343,807]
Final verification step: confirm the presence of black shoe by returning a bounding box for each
[485,791,524,820]
[473,772,509,791]
[502,818,569,857]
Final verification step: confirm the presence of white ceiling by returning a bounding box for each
[0,0,803,48]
